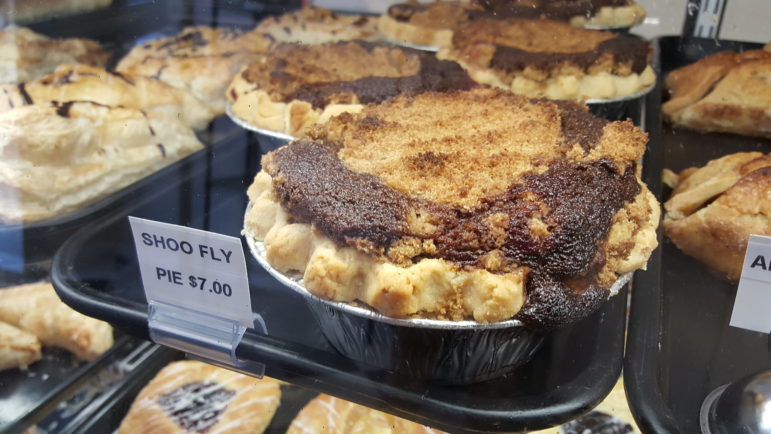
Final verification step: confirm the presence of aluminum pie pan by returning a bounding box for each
[225,104,295,141]
[584,81,656,104]
[245,214,632,330]
[381,37,440,52]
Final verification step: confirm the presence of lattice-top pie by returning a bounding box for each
[438,17,655,100]
[244,88,659,328]
[227,41,474,136]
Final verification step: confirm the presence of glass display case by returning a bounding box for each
[0,1,769,433]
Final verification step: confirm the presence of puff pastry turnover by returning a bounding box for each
[0,321,41,371]
[662,49,771,138]
[118,360,281,434]
[664,152,771,282]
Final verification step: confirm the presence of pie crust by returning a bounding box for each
[244,88,659,327]
[0,25,109,83]
[663,152,771,282]
[438,18,655,100]
[662,49,771,138]
[0,64,217,130]
[377,2,476,48]
[118,361,281,434]
[255,6,379,44]
[116,26,273,114]
[227,41,473,136]
[0,101,203,223]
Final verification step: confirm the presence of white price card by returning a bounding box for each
[129,217,253,328]
[730,234,771,334]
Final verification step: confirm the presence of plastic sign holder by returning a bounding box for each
[129,217,265,377]
[730,234,771,335]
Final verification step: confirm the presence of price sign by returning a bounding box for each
[129,217,253,328]
[730,235,771,334]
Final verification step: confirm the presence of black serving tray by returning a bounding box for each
[624,36,771,434]
[49,107,653,433]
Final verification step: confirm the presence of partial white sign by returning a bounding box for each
[730,234,771,334]
[129,217,252,327]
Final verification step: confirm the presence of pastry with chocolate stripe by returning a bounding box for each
[0,64,216,130]
[116,26,274,114]
[0,26,109,83]
[118,360,281,434]
[255,6,379,44]
[473,0,646,28]
[662,48,771,138]
[287,394,447,434]
[663,152,771,282]
[0,101,202,223]
[245,88,659,328]
[227,41,475,136]
[438,18,655,100]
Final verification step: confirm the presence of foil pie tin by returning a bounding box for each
[586,82,655,121]
[246,216,632,384]
[225,104,294,152]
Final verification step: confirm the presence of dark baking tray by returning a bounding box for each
[48,103,653,432]
[624,36,771,434]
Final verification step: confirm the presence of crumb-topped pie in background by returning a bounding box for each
[438,18,655,100]
[255,6,379,44]
[663,152,771,282]
[227,41,475,136]
[244,87,659,328]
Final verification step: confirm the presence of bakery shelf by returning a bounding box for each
[50,103,645,432]
[624,36,771,434]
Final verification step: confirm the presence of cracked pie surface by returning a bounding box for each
[244,88,658,328]
[227,41,474,136]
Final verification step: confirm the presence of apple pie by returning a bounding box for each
[663,152,771,281]
[244,88,659,328]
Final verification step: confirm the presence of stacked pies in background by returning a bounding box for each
[245,88,659,327]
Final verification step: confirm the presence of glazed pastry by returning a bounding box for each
[662,49,771,138]
[0,26,109,83]
[0,101,203,223]
[116,26,273,114]
[255,6,379,44]
[664,152,771,282]
[0,282,112,360]
[0,0,111,23]
[245,88,659,328]
[438,18,655,100]
[473,0,647,28]
[0,64,217,129]
[118,360,281,434]
[227,41,474,136]
[286,394,447,434]
[377,2,478,48]
[0,321,41,371]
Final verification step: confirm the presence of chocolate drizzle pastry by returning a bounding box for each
[245,88,659,328]
[438,18,655,100]
[116,26,273,114]
[227,41,475,136]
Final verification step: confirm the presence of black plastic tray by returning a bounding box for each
[48,106,656,433]
[624,36,771,434]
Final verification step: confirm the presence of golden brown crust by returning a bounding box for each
[0,26,109,83]
[116,26,273,114]
[0,101,203,223]
[256,6,379,44]
[245,89,659,324]
[0,282,112,360]
[664,153,771,281]
[663,49,771,138]
[438,18,655,99]
[118,361,281,434]
[377,2,477,48]
[0,0,112,23]
[287,394,447,434]
[0,321,41,371]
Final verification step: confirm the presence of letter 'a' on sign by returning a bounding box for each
[128,216,253,328]
[730,235,771,334]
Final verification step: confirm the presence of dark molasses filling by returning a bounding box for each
[156,381,236,434]
[490,36,649,74]
[473,0,632,21]
[277,43,476,109]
